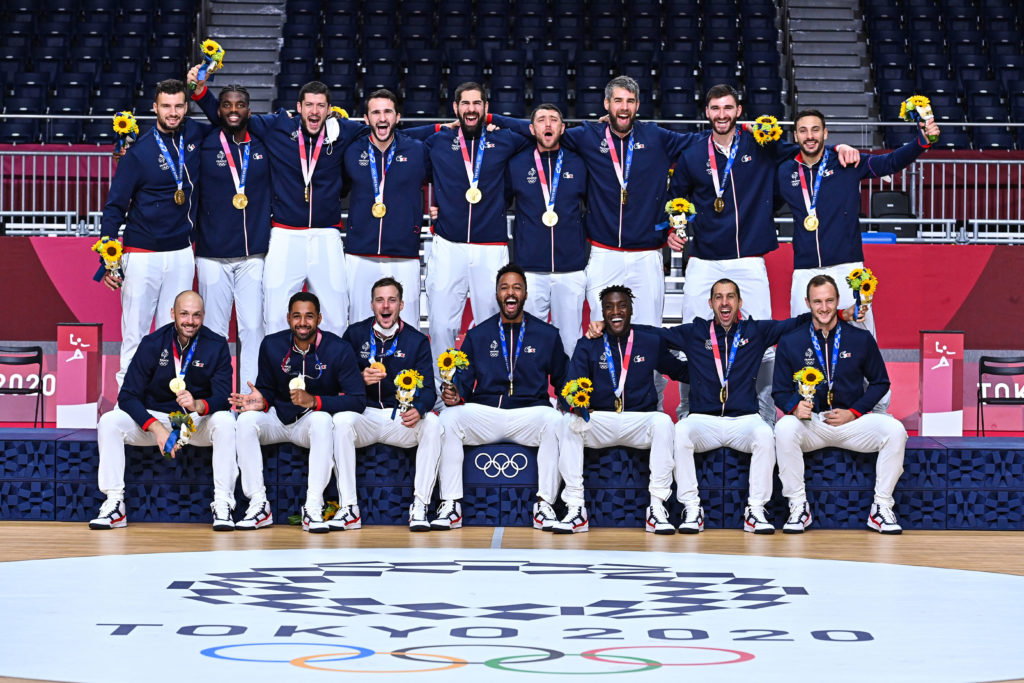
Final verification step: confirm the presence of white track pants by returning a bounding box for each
[585,246,664,327]
[263,227,349,337]
[437,403,561,502]
[332,407,442,506]
[235,408,333,509]
[559,411,674,506]
[117,246,195,387]
[425,235,508,368]
[673,413,776,506]
[775,413,907,507]
[347,254,422,328]
[197,255,265,389]
[524,270,587,357]
[96,408,254,506]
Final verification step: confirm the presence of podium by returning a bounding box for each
[56,323,102,428]
[920,330,964,436]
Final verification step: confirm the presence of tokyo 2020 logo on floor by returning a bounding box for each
[0,548,1022,682]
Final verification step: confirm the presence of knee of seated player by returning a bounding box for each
[649,412,674,437]
[331,410,359,436]
[774,414,804,444]
[673,417,696,446]
[306,411,335,439]
[418,410,441,436]
[205,410,235,432]
[236,410,263,433]
[751,421,774,445]
[878,416,909,445]
[537,409,563,434]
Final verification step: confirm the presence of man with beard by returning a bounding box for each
[343,89,431,327]
[89,292,258,531]
[505,104,589,357]
[339,278,440,531]
[554,286,687,534]
[773,275,906,534]
[98,79,203,387]
[191,69,366,337]
[230,292,366,533]
[433,265,568,530]
[667,85,860,425]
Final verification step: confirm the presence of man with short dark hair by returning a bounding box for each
[231,291,366,533]
[98,79,203,387]
[339,277,440,531]
[773,275,907,534]
[433,264,568,530]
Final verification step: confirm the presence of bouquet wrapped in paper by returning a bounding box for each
[561,377,595,422]
[112,111,139,155]
[193,38,225,91]
[899,95,938,143]
[330,106,349,119]
[91,236,124,280]
[393,369,423,418]
[163,411,195,457]
[750,115,783,146]
[664,197,696,238]
[846,267,878,320]
[792,367,824,418]
[437,348,469,390]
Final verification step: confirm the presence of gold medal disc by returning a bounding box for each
[174,189,185,205]
[465,187,482,204]
[804,215,819,231]
[169,377,186,393]
[614,397,623,413]
[620,188,628,205]
[720,386,728,404]
[371,201,387,218]
[232,193,248,210]
[714,197,725,213]
[542,210,559,227]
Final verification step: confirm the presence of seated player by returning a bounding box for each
[90,291,266,531]
[555,285,687,534]
[231,292,366,532]
[339,277,440,531]
[773,275,907,534]
[434,264,568,530]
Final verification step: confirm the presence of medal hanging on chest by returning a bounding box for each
[368,137,395,219]
[298,126,325,205]
[603,331,634,414]
[499,319,525,397]
[155,130,187,207]
[605,125,634,207]
[220,131,251,211]
[708,133,739,214]
[798,148,829,232]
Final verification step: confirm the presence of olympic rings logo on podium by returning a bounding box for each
[201,643,756,674]
[474,451,529,479]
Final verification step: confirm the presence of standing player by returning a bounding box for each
[433,265,568,530]
[231,292,366,533]
[506,104,589,356]
[98,79,202,387]
[343,89,431,328]
[339,278,440,531]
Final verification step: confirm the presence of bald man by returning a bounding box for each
[90,291,271,532]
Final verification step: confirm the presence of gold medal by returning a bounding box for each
[509,380,514,396]
[288,376,306,391]
[169,377,186,393]
[370,361,387,375]
[371,201,387,218]
[232,193,248,210]
[465,187,482,204]
[714,197,725,213]
[620,188,628,205]
[542,210,558,227]
[720,386,727,404]
[614,397,623,413]
[174,189,185,205]
[304,185,310,203]
[804,215,819,231]
[827,390,834,407]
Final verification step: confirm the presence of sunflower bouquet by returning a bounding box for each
[561,377,594,421]
[899,95,938,143]
[194,38,226,90]
[91,236,124,280]
[163,411,196,458]
[112,111,139,155]
[664,197,696,237]
[846,267,878,320]
[393,369,424,418]
[437,347,469,389]
[750,114,783,146]
[330,106,349,119]
[793,366,824,415]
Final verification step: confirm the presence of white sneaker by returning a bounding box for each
[235,498,273,530]
[743,505,775,534]
[867,503,903,534]
[210,500,234,532]
[532,500,558,530]
[552,505,589,534]
[301,504,329,533]
[89,497,126,529]
[645,502,676,535]
[430,500,463,530]
[783,500,813,534]
[409,501,431,532]
[327,504,362,531]
[677,503,705,534]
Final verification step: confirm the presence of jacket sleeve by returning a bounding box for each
[860,130,931,180]
[317,345,367,414]
[769,138,801,163]
[254,338,276,412]
[412,336,438,417]
[761,313,813,347]
[191,86,221,125]
[99,151,141,241]
[489,113,534,139]
[117,336,157,429]
[453,334,477,399]
[206,338,233,414]
[851,336,891,416]
[655,334,689,383]
[559,342,589,411]
[548,331,569,396]
[658,323,691,353]
[658,124,701,161]
[403,124,442,141]
[772,339,803,415]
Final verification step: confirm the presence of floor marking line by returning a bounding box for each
[490,527,504,548]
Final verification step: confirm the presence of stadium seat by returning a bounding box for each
[0,119,39,144]
[45,119,82,144]
[973,128,1015,150]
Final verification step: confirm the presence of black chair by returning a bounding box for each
[977,356,1024,436]
[0,345,44,427]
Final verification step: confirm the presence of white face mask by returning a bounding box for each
[373,321,398,337]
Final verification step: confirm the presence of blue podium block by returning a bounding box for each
[463,443,538,487]
[0,479,55,519]
[0,437,54,480]
[947,446,1024,489]
[947,489,1024,530]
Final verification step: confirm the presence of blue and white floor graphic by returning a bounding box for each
[1,547,1021,682]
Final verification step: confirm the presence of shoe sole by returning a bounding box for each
[212,523,234,532]
[552,524,589,534]
[236,516,273,530]
[409,523,431,532]
[868,521,903,534]
[744,524,776,534]
[430,523,462,530]
[88,520,126,530]
[302,525,329,533]
[677,526,703,534]
[645,524,676,535]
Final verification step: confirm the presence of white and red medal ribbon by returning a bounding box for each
[219,130,250,197]
[298,126,325,199]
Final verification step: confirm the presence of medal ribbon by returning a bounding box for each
[533,148,564,211]
[368,138,396,205]
[708,132,740,203]
[498,318,526,388]
[154,131,185,194]
[281,330,324,380]
[298,126,325,196]
[809,323,842,397]
[602,330,635,399]
[604,125,634,195]
[172,336,198,384]
[219,131,251,197]
[369,323,401,361]
[458,126,487,192]
[709,320,742,395]
[797,147,829,218]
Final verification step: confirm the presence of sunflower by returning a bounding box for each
[560,382,573,398]
[909,95,930,109]
[802,367,824,385]
[201,39,221,57]
[453,350,469,368]
[438,352,456,370]
[331,106,349,119]
[112,112,137,136]
[396,371,417,390]
[102,240,123,262]
[571,392,590,408]
[861,279,877,297]
[577,377,593,391]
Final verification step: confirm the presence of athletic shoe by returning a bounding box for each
[532,500,558,530]
[677,503,705,534]
[235,498,273,530]
[327,504,362,531]
[552,505,589,534]
[88,498,126,529]
[743,505,776,534]
[430,500,463,530]
[408,501,431,532]
[867,503,903,535]
[645,502,676,535]
[783,500,813,534]
[210,500,235,532]
[301,504,329,533]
